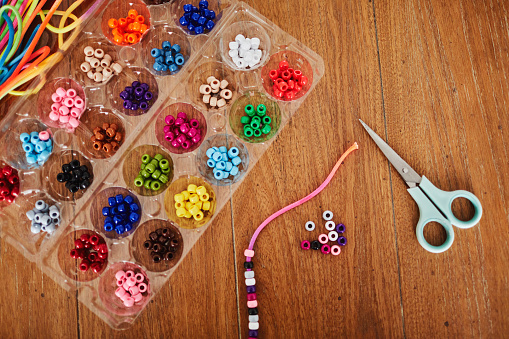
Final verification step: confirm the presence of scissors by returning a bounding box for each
[359,119,483,253]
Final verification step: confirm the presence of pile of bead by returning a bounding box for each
[49,87,85,131]
[179,0,216,35]
[241,104,271,138]
[26,200,59,234]
[143,227,181,263]
[200,76,233,108]
[91,123,123,154]
[228,34,262,69]
[114,270,149,307]
[301,210,347,255]
[163,112,202,150]
[20,131,53,166]
[268,60,308,100]
[108,9,149,45]
[0,165,19,204]
[173,184,211,221]
[70,233,108,273]
[206,146,242,180]
[151,42,185,73]
[56,160,92,193]
[243,255,259,338]
[80,46,123,84]
[134,154,170,191]
[119,81,153,112]
[102,194,140,235]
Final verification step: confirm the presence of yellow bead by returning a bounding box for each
[186,202,193,210]
[196,185,207,196]
[184,210,192,218]
[189,205,200,216]
[200,193,210,202]
[189,194,200,204]
[181,190,190,200]
[174,193,185,203]
[195,201,203,209]
[175,202,184,209]
[193,211,204,221]
[176,207,187,217]
[187,184,197,193]
[202,200,211,211]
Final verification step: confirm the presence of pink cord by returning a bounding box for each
[245,142,359,261]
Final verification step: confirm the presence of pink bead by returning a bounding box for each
[247,300,258,308]
[116,279,124,287]
[318,234,328,244]
[74,96,84,109]
[132,292,143,302]
[191,134,202,144]
[164,132,175,142]
[38,131,50,141]
[66,88,77,98]
[174,117,185,126]
[125,270,135,278]
[115,287,127,298]
[126,276,136,287]
[181,141,190,149]
[51,93,62,103]
[123,297,135,307]
[165,115,175,125]
[171,139,180,148]
[70,107,81,118]
[138,282,147,293]
[129,286,139,296]
[59,115,69,123]
[180,123,190,134]
[163,125,171,133]
[69,117,80,128]
[49,111,59,121]
[55,87,66,97]
[59,106,69,115]
[331,245,341,256]
[135,273,144,282]
[123,281,130,291]
[176,112,187,120]
[187,128,198,138]
[173,127,180,136]
[51,102,61,112]
[63,97,74,108]
[176,134,187,144]
[189,119,199,128]
[247,293,256,301]
[244,249,254,258]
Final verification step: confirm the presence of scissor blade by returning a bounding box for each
[359,119,422,188]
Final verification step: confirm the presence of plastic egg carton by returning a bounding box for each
[0,0,324,329]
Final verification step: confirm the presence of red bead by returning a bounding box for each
[287,68,294,75]
[278,60,289,70]
[281,70,292,81]
[0,180,7,188]
[89,235,100,245]
[272,85,283,98]
[8,174,18,185]
[10,186,19,197]
[274,77,284,85]
[80,234,90,243]
[298,75,308,86]
[277,81,288,92]
[294,83,302,92]
[70,249,78,258]
[79,260,90,272]
[247,293,257,301]
[0,195,4,201]
[99,243,108,253]
[5,195,13,203]
[287,80,295,90]
[2,166,12,177]
[97,251,108,259]
[284,91,295,100]
[83,242,91,249]
[88,252,97,262]
[0,187,9,196]
[74,239,84,249]
[91,262,103,273]
[293,70,302,81]
[269,69,279,80]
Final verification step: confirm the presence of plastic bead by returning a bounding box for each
[337,236,347,246]
[325,220,336,231]
[321,244,331,254]
[336,223,346,233]
[318,234,328,244]
[331,245,341,255]
[328,231,339,242]
[323,210,333,221]
[305,221,315,231]
[301,240,310,250]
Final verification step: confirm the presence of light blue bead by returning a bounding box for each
[45,139,52,147]
[219,146,227,153]
[221,153,228,161]
[22,142,34,153]
[216,161,226,170]
[171,44,181,53]
[26,155,37,164]
[228,147,239,159]
[39,150,50,161]
[30,131,39,138]
[212,152,222,162]
[230,166,239,176]
[35,141,46,153]
[168,64,178,73]
[47,145,53,153]
[206,148,215,158]
[213,169,223,180]
[225,161,233,172]
[212,146,219,152]
[20,133,30,142]
[222,170,229,179]
[37,153,45,162]
[232,156,242,166]
[207,159,216,168]
[30,135,39,145]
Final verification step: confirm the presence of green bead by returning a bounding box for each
[161,166,171,174]
[253,129,262,137]
[256,104,266,116]
[250,120,260,130]
[251,116,261,123]
[145,163,156,173]
[150,180,161,191]
[134,176,144,187]
[143,179,152,190]
[244,126,254,137]
[140,169,150,178]
[262,116,271,125]
[141,154,151,164]
[244,104,255,116]
[240,116,250,124]
[159,174,169,184]
[150,159,159,168]
[154,153,164,161]
[261,124,271,134]
[159,158,169,170]
[151,169,161,180]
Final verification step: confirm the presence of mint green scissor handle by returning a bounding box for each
[407,176,483,253]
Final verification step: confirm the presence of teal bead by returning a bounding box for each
[221,153,228,161]
[207,159,216,168]
[30,135,40,145]
[231,156,241,166]
[45,139,52,147]
[26,155,37,164]
[212,152,222,162]
[30,131,39,138]
[222,171,229,179]
[39,151,50,162]
[20,133,30,142]
[228,147,239,159]
[213,169,224,180]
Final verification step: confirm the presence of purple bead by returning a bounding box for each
[187,127,198,138]
[135,86,145,96]
[123,100,132,109]
[191,133,202,144]
[140,83,149,92]
[177,112,187,120]
[175,117,185,126]
[131,102,139,111]
[132,81,141,88]
[144,91,153,101]
[181,141,191,149]
[139,101,149,110]
[180,123,190,134]
[336,223,345,233]
[165,115,175,125]
[119,90,129,100]
[124,86,133,94]
[247,286,256,293]
[189,118,199,128]
[164,132,175,141]
[337,236,347,246]
[163,125,172,133]
[176,134,187,144]
[248,330,258,337]
[171,139,180,148]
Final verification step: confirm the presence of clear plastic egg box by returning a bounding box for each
[0,0,324,329]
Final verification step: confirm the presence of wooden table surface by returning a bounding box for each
[2,0,509,337]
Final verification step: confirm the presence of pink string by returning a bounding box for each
[0,0,30,51]
[245,142,359,261]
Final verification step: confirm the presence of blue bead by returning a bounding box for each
[191,5,198,12]
[219,146,227,153]
[22,142,34,153]
[221,153,228,161]
[162,41,171,50]
[104,217,113,224]
[191,12,200,23]
[225,161,233,172]
[230,166,239,176]
[231,156,242,166]
[113,215,123,225]
[45,139,52,148]
[216,161,226,170]
[206,148,215,158]
[205,19,215,31]
[129,203,139,212]
[115,225,125,234]
[194,25,204,35]
[213,169,224,180]
[175,54,185,66]
[115,194,123,204]
[102,207,110,216]
[124,223,133,232]
[35,141,46,153]
[110,206,118,215]
[153,62,164,72]
[151,48,161,58]
[108,197,116,207]
[19,133,30,142]
[179,16,189,26]
[26,155,37,164]
[165,55,174,65]
[160,64,168,72]
[171,44,181,54]
[212,146,219,152]
[228,147,239,159]
[208,10,216,20]
[155,56,165,64]
[129,212,140,223]
[169,64,178,73]
[199,0,208,9]
[183,4,193,12]
[184,12,191,20]
[117,203,127,213]
[104,222,114,232]
[124,195,134,204]
[198,16,207,26]
[212,152,222,162]
[30,135,39,145]
[207,159,216,168]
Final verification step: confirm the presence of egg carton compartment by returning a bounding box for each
[0,0,324,329]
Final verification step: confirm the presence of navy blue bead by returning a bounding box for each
[151,48,161,58]
[206,9,215,19]
[124,223,133,232]
[194,25,204,34]
[104,222,114,232]
[115,225,125,234]
[124,195,134,205]
[198,16,207,25]
[117,203,127,213]
[179,16,189,26]
[102,207,110,216]
[113,215,123,225]
[129,203,139,212]
[199,0,208,9]
[205,19,215,31]
[162,41,171,50]
[108,197,116,207]
[115,194,123,204]
[183,3,192,12]
[129,212,140,223]
[187,23,196,32]
[191,12,200,23]
[132,81,141,88]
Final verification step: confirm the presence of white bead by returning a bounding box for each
[305,221,315,231]
[243,51,254,62]
[49,208,59,219]
[245,278,256,286]
[249,315,259,322]
[102,67,113,78]
[80,62,91,73]
[41,215,51,225]
[323,210,333,221]
[248,322,259,330]
[87,70,95,80]
[26,210,35,220]
[111,62,123,74]
[100,57,111,68]
[216,98,226,107]
[93,72,103,82]
[31,223,41,234]
[228,41,239,50]
[325,220,335,231]
[236,59,246,69]
[254,49,262,58]
[232,56,240,65]
[84,46,94,56]
[235,34,245,42]
[84,56,92,63]
[95,66,103,73]
[34,213,43,222]
[228,49,238,58]
[248,60,259,68]
[89,57,100,68]
[35,200,46,210]
[245,271,254,279]
[202,94,210,103]
[240,41,251,51]
[52,217,60,225]
[250,37,261,50]
[199,84,211,94]
[238,48,247,58]
[44,222,56,234]
[209,96,217,107]
[328,230,339,241]
[94,48,104,59]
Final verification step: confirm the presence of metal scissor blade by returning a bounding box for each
[359,119,422,188]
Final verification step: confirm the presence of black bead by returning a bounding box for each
[80,179,90,189]
[56,173,66,182]
[310,240,321,250]
[244,261,254,269]
[81,171,91,180]
[68,184,79,193]
[62,164,71,173]
[79,165,88,173]
[70,159,81,168]
[72,169,82,179]
[64,172,72,181]
[248,308,258,315]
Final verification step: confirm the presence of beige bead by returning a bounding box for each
[209,96,217,107]
[94,48,105,59]
[84,46,94,57]
[86,70,95,80]
[202,94,211,103]
[85,56,92,63]
[210,79,220,89]
[199,84,211,95]
[103,53,112,61]
[220,89,232,100]
[89,57,100,68]
[220,79,229,89]
[80,62,91,73]
[211,86,220,94]
[111,63,123,74]
[206,76,217,84]
[102,74,112,83]
[95,66,103,73]
[93,72,103,82]
[100,57,111,68]
[102,67,113,78]
[217,98,226,108]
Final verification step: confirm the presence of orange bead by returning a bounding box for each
[127,33,138,44]
[135,15,145,24]
[132,22,141,32]
[113,34,124,44]
[139,24,148,34]
[108,18,118,28]
[133,32,142,40]
[126,23,133,32]
[123,32,130,41]
[118,18,127,27]
[112,28,123,37]
[126,17,134,24]
[128,9,138,18]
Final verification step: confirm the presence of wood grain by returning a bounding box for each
[2,0,509,338]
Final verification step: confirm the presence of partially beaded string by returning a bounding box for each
[243,143,359,338]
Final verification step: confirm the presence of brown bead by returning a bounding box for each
[91,135,97,142]
[156,228,163,235]
[157,235,167,244]
[114,131,123,142]
[161,228,170,237]
[102,122,110,130]
[143,240,153,250]
[109,123,118,131]
[105,128,116,138]
[93,127,102,134]
[102,143,112,153]
[164,252,175,261]
[95,131,105,141]
[93,140,103,150]
[110,141,119,151]
[169,246,177,253]
[149,232,158,241]
[151,252,162,263]
[152,243,162,253]
[170,238,179,248]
